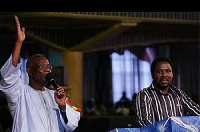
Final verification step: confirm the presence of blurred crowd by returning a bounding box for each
[84,92,137,117]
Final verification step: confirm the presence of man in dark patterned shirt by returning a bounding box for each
[136,57,200,126]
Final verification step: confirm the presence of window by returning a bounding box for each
[111,50,152,103]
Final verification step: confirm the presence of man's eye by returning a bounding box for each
[39,65,45,70]
[37,64,52,70]
[166,70,171,73]
[156,70,162,73]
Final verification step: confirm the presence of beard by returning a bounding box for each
[153,79,170,91]
[158,83,170,90]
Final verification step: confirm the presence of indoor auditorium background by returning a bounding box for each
[0,12,199,132]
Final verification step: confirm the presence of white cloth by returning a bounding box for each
[0,55,80,132]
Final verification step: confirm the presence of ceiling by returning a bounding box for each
[0,12,199,53]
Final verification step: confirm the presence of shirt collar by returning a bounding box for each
[151,81,173,95]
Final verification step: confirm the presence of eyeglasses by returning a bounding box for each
[35,64,52,71]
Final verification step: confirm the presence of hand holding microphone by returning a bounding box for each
[45,72,64,98]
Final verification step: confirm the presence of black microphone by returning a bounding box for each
[45,72,64,98]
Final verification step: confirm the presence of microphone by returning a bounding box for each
[45,72,64,98]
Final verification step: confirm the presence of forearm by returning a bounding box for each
[136,105,152,126]
[182,92,200,115]
[12,41,22,67]
[59,104,80,131]
[60,110,68,124]
[136,92,152,126]
[59,102,68,124]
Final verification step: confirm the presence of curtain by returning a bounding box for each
[111,48,154,104]
[171,44,200,105]
[82,47,156,115]
[83,51,112,109]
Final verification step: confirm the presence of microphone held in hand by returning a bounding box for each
[45,72,59,90]
[45,72,64,98]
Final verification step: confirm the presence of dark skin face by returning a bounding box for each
[153,61,173,93]
[27,56,51,91]
[26,56,67,109]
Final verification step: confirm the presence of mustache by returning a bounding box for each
[160,77,169,80]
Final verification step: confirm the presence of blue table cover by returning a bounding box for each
[109,116,200,132]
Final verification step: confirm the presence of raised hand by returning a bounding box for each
[12,15,26,67]
[15,15,25,43]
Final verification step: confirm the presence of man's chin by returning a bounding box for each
[159,83,169,89]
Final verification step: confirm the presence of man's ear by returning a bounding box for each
[27,67,32,75]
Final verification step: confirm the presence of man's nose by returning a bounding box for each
[161,71,167,76]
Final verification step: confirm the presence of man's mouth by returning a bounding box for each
[160,79,168,84]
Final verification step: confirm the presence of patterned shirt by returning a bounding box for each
[136,82,200,126]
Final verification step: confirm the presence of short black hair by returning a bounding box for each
[26,54,46,68]
[150,57,174,76]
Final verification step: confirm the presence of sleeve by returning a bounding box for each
[180,90,200,115]
[0,54,22,100]
[136,90,152,126]
[0,55,21,83]
[59,98,81,131]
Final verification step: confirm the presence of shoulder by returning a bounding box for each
[138,87,148,93]
[138,85,153,93]
[170,84,182,93]
[170,85,187,97]
[137,86,154,98]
